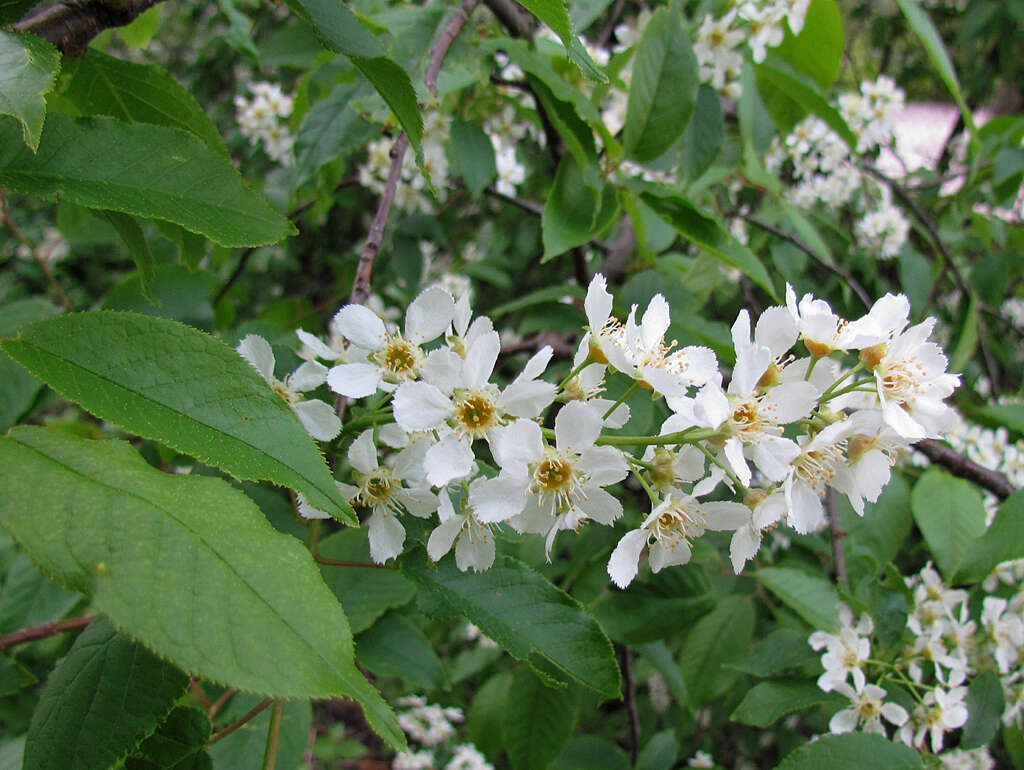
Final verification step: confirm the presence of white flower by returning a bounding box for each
[393,749,435,770]
[607,489,748,588]
[236,334,341,441]
[327,286,456,398]
[740,3,785,62]
[562,337,630,428]
[830,410,905,515]
[445,744,494,770]
[829,682,908,735]
[981,597,1024,674]
[396,699,462,747]
[427,484,497,572]
[909,686,969,753]
[472,402,628,556]
[729,489,788,573]
[785,285,910,356]
[687,751,715,768]
[335,431,439,564]
[784,419,855,533]
[809,612,871,693]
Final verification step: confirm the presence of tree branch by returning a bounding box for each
[825,488,848,588]
[14,0,163,55]
[915,438,1017,501]
[0,614,95,651]
[619,645,641,764]
[209,698,273,745]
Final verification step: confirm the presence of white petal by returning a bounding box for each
[396,486,440,517]
[347,429,378,474]
[882,399,926,440]
[424,434,475,486]
[470,473,530,523]
[704,501,750,531]
[455,530,495,572]
[730,525,761,573]
[293,399,342,441]
[641,294,671,350]
[755,305,798,359]
[555,400,602,452]
[882,702,909,726]
[295,328,340,361]
[763,381,819,423]
[420,348,463,394]
[462,331,500,391]
[288,360,328,392]
[579,484,622,525]
[642,366,686,397]
[585,273,613,333]
[367,512,405,563]
[516,345,554,383]
[237,334,275,383]
[694,382,730,428]
[829,708,859,734]
[296,493,331,520]
[723,437,752,486]
[607,529,648,588]
[787,479,825,533]
[579,446,629,485]
[753,492,788,529]
[452,292,472,336]
[334,304,387,350]
[590,398,629,429]
[405,286,455,343]
[750,435,800,482]
[501,380,557,419]
[393,381,452,432]
[427,514,465,561]
[649,539,691,572]
[392,438,430,481]
[327,362,381,398]
[491,419,544,468]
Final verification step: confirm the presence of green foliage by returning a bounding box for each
[679,595,755,707]
[774,0,844,89]
[450,118,496,199]
[957,491,1024,583]
[757,567,840,632]
[542,155,619,259]
[356,611,447,690]
[1,312,352,521]
[0,298,59,432]
[775,734,923,769]
[731,681,842,728]
[207,696,311,770]
[0,31,59,151]
[911,467,988,580]
[505,670,579,770]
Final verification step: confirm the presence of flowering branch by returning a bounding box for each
[0,613,95,651]
[914,438,1017,501]
[14,0,162,55]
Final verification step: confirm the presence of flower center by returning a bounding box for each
[857,697,882,720]
[729,397,779,441]
[454,389,500,439]
[531,450,582,512]
[877,358,924,404]
[651,497,706,548]
[793,443,844,491]
[359,469,395,506]
[380,336,421,381]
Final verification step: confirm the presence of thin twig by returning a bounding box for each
[620,645,641,764]
[0,614,95,650]
[208,688,238,720]
[214,247,255,306]
[208,698,273,745]
[14,0,163,54]
[482,0,532,37]
[190,678,213,709]
[743,215,871,309]
[595,0,626,48]
[1,189,72,311]
[262,699,286,770]
[915,438,1017,501]
[825,488,848,588]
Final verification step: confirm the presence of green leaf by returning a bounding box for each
[957,491,1024,583]
[490,284,587,319]
[285,0,422,153]
[0,553,82,634]
[0,427,402,748]
[640,190,777,298]
[133,706,210,767]
[731,628,819,677]
[554,736,630,770]
[974,402,1024,436]
[517,0,572,52]
[23,616,189,770]
[0,115,293,247]
[839,473,912,575]
[622,4,697,162]
[542,154,619,259]
[468,672,513,760]
[207,695,312,770]
[0,31,60,151]
[636,730,677,770]
[775,733,922,769]
[404,550,621,698]
[590,590,713,644]
[895,0,974,133]
[679,595,755,706]
[356,611,446,690]
[1005,725,1024,770]
[681,85,723,181]
[96,211,156,303]
[316,528,416,633]
[116,4,163,48]
[911,467,987,580]
[505,670,579,770]
[731,681,842,728]
[527,73,598,172]
[294,82,377,188]
[567,36,608,83]
[1,311,352,521]
[754,59,856,149]
[949,294,979,374]
[0,0,40,25]
[774,0,844,89]
[0,653,37,696]
[758,567,839,632]
[450,118,496,199]
[961,669,1003,749]
[60,50,227,157]
[0,298,60,432]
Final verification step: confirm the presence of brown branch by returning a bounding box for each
[825,488,848,588]
[619,645,641,764]
[0,614,95,651]
[14,0,163,55]
[915,438,1017,501]
[208,688,238,720]
[595,0,626,48]
[190,678,213,709]
[482,0,532,38]
[208,698,273,745]
[1,188,72,311]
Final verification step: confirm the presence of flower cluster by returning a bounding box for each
[234,81,295,165]
[392,696,492,770]
[360,110,450,211]
[253,273,959,591]
[15,226,69,264]
[766,77,911,259]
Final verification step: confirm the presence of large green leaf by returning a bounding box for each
[758,567,839,631]
[24,616,189,770]
[0,115,293,247]
[519,0,572,48]
[590,590,713,644]
[356,611,446,690]
[542,154,619,259]
[957,491,1024,584]
[774,0,844,89]
[60,50,227,156]
[0,31,59,151]
[731,681,842,728]
[404,550,621,698]
[0,427,402,748]
[450,118,497,199]
[284,0,422,153]
[639,190,777,298]
[1,312,352,521]
[97,211,156,303]
[731,628,819,677]
[679,594,755,707]
[622,4,697,162]
[681,85,723,181]
[839,473,912,575]
[775,733,922,769]
[911,467,987,580]
[754,59,856,148]
[0,298,59,432]
[961,670,1003,750]
[294,81,378,187]
[132,706,210,768]
[505,670,579,770]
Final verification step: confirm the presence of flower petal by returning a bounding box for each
[236,334,275,383]
[292,399,342,441]
[427,513,464,562]
[393,381,453,432]
[555,400,602,452]
[347,429,378,474]
[367,511,405,563]
[288,360,328,392]
[607,529,648,589]
[424,434,475,487]
[405,286,455,343]
[327,362,381,398]
[334,304,387,350]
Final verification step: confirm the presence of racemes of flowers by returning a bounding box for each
[392,696,494,770]
[239,273,960,592]
[234,81,296,165]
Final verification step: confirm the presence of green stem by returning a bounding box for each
[818,362,864,400]
[262,699,286,770]
[628,460,659,504]
[818,377,876,403]
[557,356,591,390]
[696,442,746,495]
[540,427,720,447]
[805,356,819,380]
[603,381,641,420]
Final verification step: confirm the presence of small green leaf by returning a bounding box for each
[974,403,1024,436]
[450,118,496,199]
[1,311,352,521]
[0,115,293,247]
[0,654,37,696]
[0,427,402,748]
[636,730,677,770]
[505,670,579,770]
[116,4,163,48]
[758,567,840,631]
[0,0,40,25]
[517,0,572,51]
[23,616,189,770]
[96,212,156,303]
[554,736,630,770]
[775,733,922,769]
[957,491,1024,584]
[0,31,60,151]
[543,154,619,259]
[590,590,713,644]
[731,681,842,728]
[622,4,697,162]
[60,50,227,157]
[468,672,512,760]
[774,0,844,89]
[294,82,378,188]
[0,298,60,432]
[404,549,621,698]
[681,85,723,181]
[356,611,446,690]
[949,294,979,374]
[133,706,210,767]
[731,628,819,677]
[961,670,1003,749]
[911,467,987,580]
[754,59,856,149]
[839,473,912,574]
[679,595,755,706]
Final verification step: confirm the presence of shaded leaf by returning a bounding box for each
[758,567,839,631]
[0,298,59,432]
[958,491,1024,583]
[775,733,922,769]
[356,611,446,690]
[0,31,59,151]
[506,670,579,770]
[450,118,496,199]
[774,0,844,89]
[731,681,842,728]
[679,595,755,706]
[911,467,987,580]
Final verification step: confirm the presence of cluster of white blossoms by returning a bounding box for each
[392,696,492,770]
[234,81,295,165]
[264,273,960,589]
[766,77,911,259]
[807,560,1024,767]
[359,110,450,211]
[15,226,69,264]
